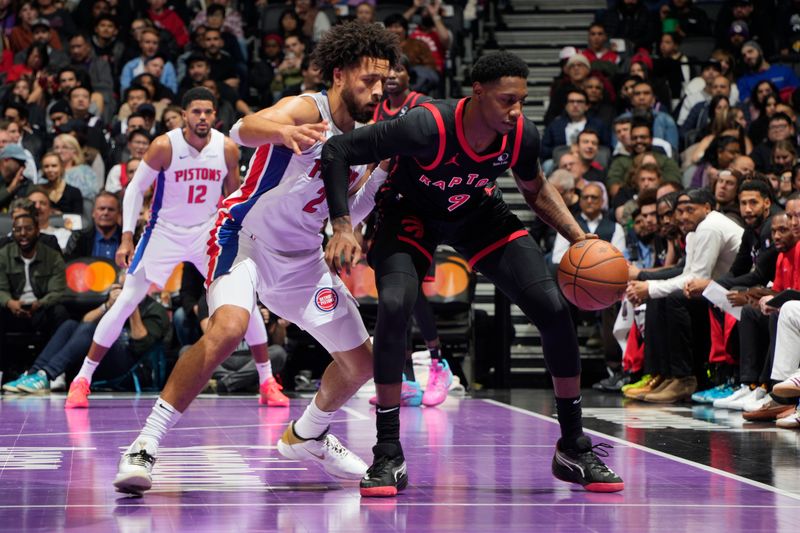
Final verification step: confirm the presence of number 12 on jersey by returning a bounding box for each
[187,184,207,204]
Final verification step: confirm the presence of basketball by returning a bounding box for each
[557,239,628,311]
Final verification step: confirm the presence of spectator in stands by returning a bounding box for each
[608,119,682,197]
[715,166,746,224]
[3,104,44,164]
[541,88,606,161]
[687,132,742,190]
[626,188,744,402]
[354,2,376,24]
[654,32,692,106]
[120,27,177,94]
[544,54,592,126]
[177,55,251,118]
[201,27,240,90]
[0,208,68,367]
[0,119,37,183]
[105,129,150,195]
[37,151,82,215]
[67,33,114,123]
[1,273,169,395]
[625,190,661,271]
[681,75,734,143]
[582,23,619,72]
[384,13,439,95]
[249,34,283,109]
[731,154,757,180]
[280,55,325,98]
[738,41,800,101]
[678,60,723,125]
[278,9,302,39]
[36,0,76,42]
[192,0,245,51]
[660,0,711,37]
[599,0,658,51]
[201,4,247,79]
[52,133,98,203]
[13,17,68,72]
[715,0,773,58]
[0,144,32,212]
[404,0,451,78]
[46,67,99,129]
[9,1,61,54]
[612,158,662,224]
[584,75,616,127]
[90,14,125,78]
[575,129,609,182]
[531,169,581,257]
[146,0,189,50]
[624,80,679,153]
[27,187,71,251]
[751,112,797,171]
[65,191,121,262]
[294,0,331,43]
[557,148,607,195]
[161,105,183,131]
[749,90,778,146]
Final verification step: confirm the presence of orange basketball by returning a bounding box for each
[557,239,628,311]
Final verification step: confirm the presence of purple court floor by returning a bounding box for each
[0,393,798,532]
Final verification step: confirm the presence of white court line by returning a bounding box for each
[0,417,365,440]
[0,502,799,510]
[339,405,370,421]
[482,399,800,502]
[425,444,554,447]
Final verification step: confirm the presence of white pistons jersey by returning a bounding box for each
[207,91,369,283]
[154,127,228,228]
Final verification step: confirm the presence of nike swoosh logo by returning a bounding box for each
[179,155,189,159]
[308,451,325,460]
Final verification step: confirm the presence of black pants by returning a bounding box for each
[644,292,710,379]
[369,199,580,385]
[0,303,69,371]
[738,305,771,384]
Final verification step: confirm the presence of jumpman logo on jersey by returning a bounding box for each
[484,185,496,196]
[401,217,424,238]
[445,154,460,167]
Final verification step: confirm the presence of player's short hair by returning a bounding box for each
[311,21,401,85]
[738,178,772,199]
[181,87,217,110]
[471,51,529,84]
[677,187,715,208]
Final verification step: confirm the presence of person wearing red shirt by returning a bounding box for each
[146,0,189,49]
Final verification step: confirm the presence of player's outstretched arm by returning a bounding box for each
[222,137,241,197]
[514,166,594,245]
[118,135,171,268]
[229,96,328,154]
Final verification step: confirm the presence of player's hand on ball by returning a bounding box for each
[283,121,329,155]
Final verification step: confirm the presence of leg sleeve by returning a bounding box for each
[412,293,439,343]
[92,269,153,348]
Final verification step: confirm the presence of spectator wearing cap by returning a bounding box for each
[725,19,749,56]
[626,188,744,403]
[67,33,115,124]
[9,1,61,54]
[90,15,125,79]
[544,53,592,126]
[0,145,33,211]
[13,18,68,71]
[0,120,37,184]
[384,12,440,95]
[120,27,178,94]
[598,0,659,51]
[714,0,773,58]
[738,41,800,101]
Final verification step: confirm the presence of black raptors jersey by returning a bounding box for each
[322,97,541,222]
[373,91,433,122]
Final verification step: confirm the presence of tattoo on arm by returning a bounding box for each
[518,166,583,243]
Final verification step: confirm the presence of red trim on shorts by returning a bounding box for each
[468,229,528,268]
[455,98,508,163]
[423,275,436,282]
[510,116,524,168]
[416,103,446,171]
[397,235,433,263]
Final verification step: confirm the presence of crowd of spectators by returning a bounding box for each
[532,0,800,427]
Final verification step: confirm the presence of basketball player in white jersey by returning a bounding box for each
[65,87,287,410]
[113,22,401,495]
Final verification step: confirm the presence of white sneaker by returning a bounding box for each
[277,421,367,480]
[50,373,67,392]
[776,407,800,429]
[743,389,772,413]
[713,385,752,409]
[113,440,158,495]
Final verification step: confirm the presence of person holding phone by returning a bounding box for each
[0,144,34,212]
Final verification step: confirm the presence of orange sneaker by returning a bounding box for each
[65,378,90,409]
[259,376,289,407]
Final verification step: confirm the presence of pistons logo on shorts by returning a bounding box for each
[314,288,339,312]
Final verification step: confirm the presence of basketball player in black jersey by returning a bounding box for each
[371,55,449,407]
[321,51,624,497]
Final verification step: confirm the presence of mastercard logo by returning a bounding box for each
[66,259,118,293]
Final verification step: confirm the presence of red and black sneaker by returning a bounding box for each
[552,436,624,493]
[360,454,408,497]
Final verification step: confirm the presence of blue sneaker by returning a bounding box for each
[2,373,29,393]
[400,375,423,407]
[17,370,50,394]
[692,384,734,404]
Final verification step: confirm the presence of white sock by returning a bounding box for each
[76,357,100,384]
[256,360,272,384]
[293,394,335,440]
[137,397,182,449]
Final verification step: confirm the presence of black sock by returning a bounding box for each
[374,404,403,458]
[403,356,416,382]
[769,391,796,405]
[555,396,585,448]
[429,346,440,361]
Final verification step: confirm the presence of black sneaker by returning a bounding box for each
[552,436,624,492]
[360,454,408,497]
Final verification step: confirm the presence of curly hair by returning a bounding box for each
[471,51,529,84]
[311,21,401,85]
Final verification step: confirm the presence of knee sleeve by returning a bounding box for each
[92,270,152,348]
[374,271,420,384]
